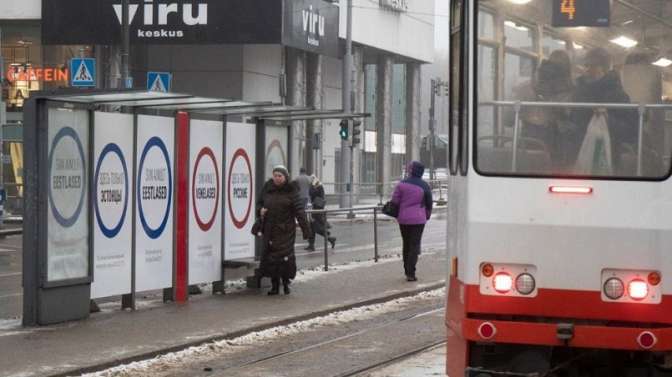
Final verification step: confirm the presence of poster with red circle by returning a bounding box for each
[224,122,256,260]
[188,119,223,284]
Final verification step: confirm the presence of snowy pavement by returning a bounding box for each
[82,289,445,377]
[2,250,448,377]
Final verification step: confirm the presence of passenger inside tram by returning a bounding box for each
[475,0,672,178]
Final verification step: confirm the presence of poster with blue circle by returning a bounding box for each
[135,115,175,292]
[91,112,133,299]
[47,108,89,282]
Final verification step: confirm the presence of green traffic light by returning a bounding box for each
[339,120,349,140]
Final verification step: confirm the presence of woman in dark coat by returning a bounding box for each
[257,165,312,295]
[306,176,336,251]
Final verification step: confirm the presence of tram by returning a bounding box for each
[446,0,672,375]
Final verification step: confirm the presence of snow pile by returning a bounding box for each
[81,288,445,377]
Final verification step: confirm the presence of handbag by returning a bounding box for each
[251,217,264,236]
[311,196,326,209]
[381,200,399,218]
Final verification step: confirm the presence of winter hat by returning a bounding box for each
[272,165,290,180]
[407,161,425,178]
[310,174,322,187]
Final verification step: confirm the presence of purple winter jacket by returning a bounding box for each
[391,161,433,225]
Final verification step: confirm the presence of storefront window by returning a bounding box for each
[1,21,92,112]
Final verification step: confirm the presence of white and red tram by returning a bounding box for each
[446,0,672,375]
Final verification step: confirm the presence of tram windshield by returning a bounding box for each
[475,0,672,179]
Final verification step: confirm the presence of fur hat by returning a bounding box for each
[272,165,290,180]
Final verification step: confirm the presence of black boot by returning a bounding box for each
[282,278,291,295]
[328,237,336,249]
[305,239,316,251]
[268,278,280,295]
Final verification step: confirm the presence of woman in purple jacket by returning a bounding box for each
[391,161,433,281]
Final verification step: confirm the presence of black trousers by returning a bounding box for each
[399,224,425,277]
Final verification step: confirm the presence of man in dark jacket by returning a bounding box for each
[257,165,312,295]
[570,47,637,170]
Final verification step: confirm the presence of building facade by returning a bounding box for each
[2,0,434,198]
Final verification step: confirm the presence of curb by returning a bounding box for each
[49,282,446,377]
[0,228,22,236]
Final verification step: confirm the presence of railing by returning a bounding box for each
[480,101,672,176]
[306,206,381,271]
[322,180,449,205]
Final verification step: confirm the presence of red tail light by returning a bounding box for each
[549,186,593,194]
[478,322,497,339]
[628,280,649,300]
[637,331,657,349]
[494,273,513,293]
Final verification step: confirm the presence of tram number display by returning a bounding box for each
[552,0,609,28]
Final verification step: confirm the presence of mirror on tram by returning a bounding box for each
[475,0,672,179]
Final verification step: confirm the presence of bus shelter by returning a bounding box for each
[22,90,368,326]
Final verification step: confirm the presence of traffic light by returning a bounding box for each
[351,119,362,146]
[339,119,349,140]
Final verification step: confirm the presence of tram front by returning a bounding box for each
[447,0,672,375]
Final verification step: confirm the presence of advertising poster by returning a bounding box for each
[264,125,288,179]
[189,119,223,284]
[47,108,89,282]
[91,112,133,298]
[135,115,174,292]
[224,122,256,260]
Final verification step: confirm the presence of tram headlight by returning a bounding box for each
[515,273,536,295]
[603,277,625,300]
[493,273,513,293]
[628,280,649,300]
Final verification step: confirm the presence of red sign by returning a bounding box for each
[7,67,69,82]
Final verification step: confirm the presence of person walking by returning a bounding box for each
[257,165,312,295]
[293,167,312,210]
[306,175,336,251]
[390,161,433,281]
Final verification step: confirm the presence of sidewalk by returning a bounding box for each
[1,250,447,377]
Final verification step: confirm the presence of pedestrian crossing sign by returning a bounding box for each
[147,72,172,93]
[70,58,96,87]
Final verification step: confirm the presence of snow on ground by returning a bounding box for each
[80,288,446,377]
[95,249,438,315]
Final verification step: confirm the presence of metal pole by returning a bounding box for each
[323,211,329,271]
[348,144,355,218]
[429,79,436,181]
[637,104,645,176]
[512,101,521,172]
[340,0,353,209]
[0,27,5,212]
[373,207,379,263]
[121,0,131,88]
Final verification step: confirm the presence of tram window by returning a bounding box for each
[449,0,465,176]
[504,20,536,53]
[542,34,567,57]
[478,45,497,154]
[474,0,672,180]
[478,11,495,39]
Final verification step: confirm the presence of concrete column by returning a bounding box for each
[405,63,421,162]
[376,56,393,197]
[306,53,323,176]
[286,47,307,176]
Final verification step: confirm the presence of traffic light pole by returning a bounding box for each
[121,0,131,88]
[429,79,436,181]
[340,0,354,210]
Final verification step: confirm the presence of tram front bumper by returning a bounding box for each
[463,318,672,351]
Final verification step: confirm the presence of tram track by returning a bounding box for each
[83,289,446,377]
[235,308,445,371]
